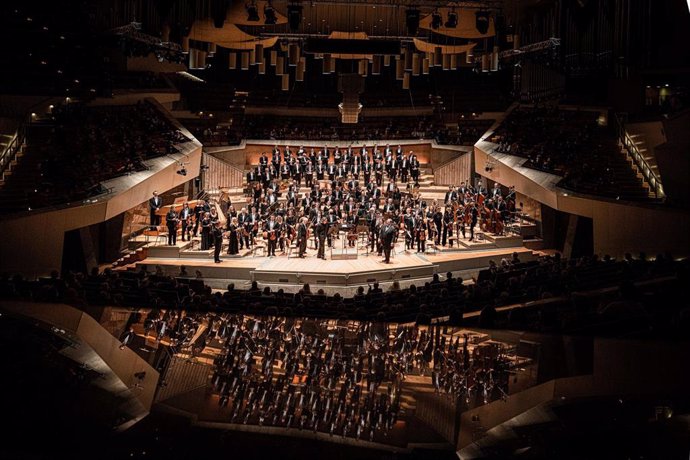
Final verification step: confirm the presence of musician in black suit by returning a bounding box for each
[404,209,417,250]
[193,200,209,236]
[264,215,279,257]
[444,186,458,205]
[315,216,328,259]
[469,204,479,241]
[237,208,251,250]
[304,162,314,187]
[165,208,179,246]
[362,161,371,184]
[148,191,162,230]
[410,155,420,184]
[297,217,308,257]
[212,221,224,263]
[179,202,192,241]
[379,219,396,264]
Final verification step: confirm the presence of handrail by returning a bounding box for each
[0,125,24,177]
[615,113,665,199]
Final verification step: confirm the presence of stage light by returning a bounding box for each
[406,8,420,35]
[264,3,277,24]
[475,11,490,35]
[177,167,187,176]
[246,1,260,21]
[445,10,457,28]
[431,11,442,30]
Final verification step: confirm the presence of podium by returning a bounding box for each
[330,235,358,260]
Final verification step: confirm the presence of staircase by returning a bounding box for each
[622,132,662,199]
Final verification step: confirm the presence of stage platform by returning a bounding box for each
[134,237,536,290]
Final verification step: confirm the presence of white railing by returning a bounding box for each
[616,113,665,199]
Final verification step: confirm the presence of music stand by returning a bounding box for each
[356,224,370,255]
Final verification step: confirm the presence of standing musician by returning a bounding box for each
[212,221,224,263]
[409,154,420,184]
[379,218,396,264]
[237,207,252,250]
[442,206,454,247]
[200,212,212,250]
[148,191,162,230]
[165,207,179,246]
[264,215,280,257]
[469,203,479,241]
[297,217,309,258]
[416,217,428,253]
[404,208,417,251]
[179,202,192,242]
[316,216,329,260]
[193,200,208,237]
[227,217,240,255]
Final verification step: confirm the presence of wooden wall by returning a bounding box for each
[434,151,473,186]
[415,392,459,445]
[203,152,244,190]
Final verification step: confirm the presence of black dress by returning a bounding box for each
[227,224,239,255]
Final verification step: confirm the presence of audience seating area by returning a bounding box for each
[490,106,653,201]
[0,101,190,214]
[1,252,686,339]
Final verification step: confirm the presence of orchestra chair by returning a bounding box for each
[424,238,438,255]
[252,238,267,257]
[286,239,301,258]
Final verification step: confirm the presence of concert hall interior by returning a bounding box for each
[1,0,690,459]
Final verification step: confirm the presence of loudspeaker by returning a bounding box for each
[288,4,302,31]
[406,9,420,35]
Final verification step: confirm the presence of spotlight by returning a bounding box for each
[177,167,187,176]
[246,1,260,21]
[264,3,277,24]
[475,11,490,35]
[134,371,147,380]
[445,10,457,28]
[431,11,442,30]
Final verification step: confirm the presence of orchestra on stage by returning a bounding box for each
[149,144,520,262]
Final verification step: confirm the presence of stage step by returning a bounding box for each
[458,237,496,250]
[481,233,523,248]
[147,240,195,258]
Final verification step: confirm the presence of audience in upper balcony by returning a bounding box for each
[490,105,652,200]
[0,100,190,213]
[194,116,494,146]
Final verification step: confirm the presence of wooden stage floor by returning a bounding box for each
[136,238,536,290]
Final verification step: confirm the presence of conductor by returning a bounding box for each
[379,218,396,264]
